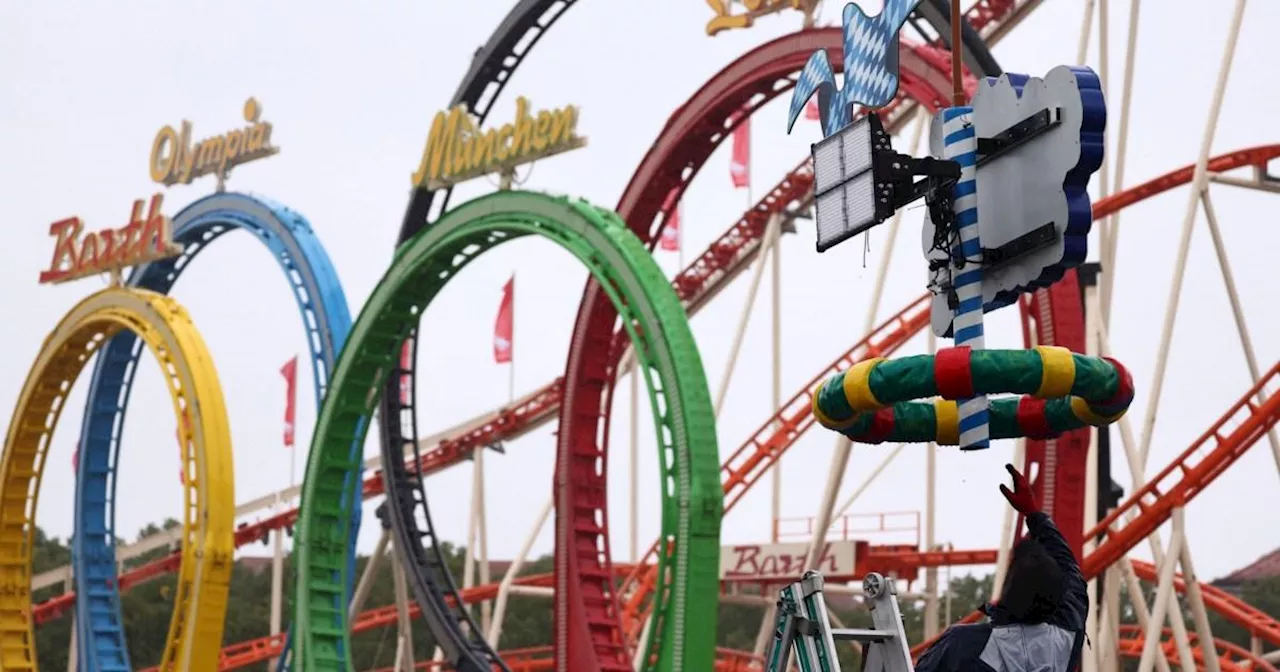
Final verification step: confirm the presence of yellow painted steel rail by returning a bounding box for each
[0,287,235,671]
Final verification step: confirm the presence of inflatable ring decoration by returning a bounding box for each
[812,345,1134,444]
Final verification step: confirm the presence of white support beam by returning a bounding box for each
[1135,0,1248,466]
[487,496,554,645]
[713,213,781,417]
[1175,508,1222,672]
[1137,516,1187,672]
[1199,188,1280,476]
[391,539,416,672]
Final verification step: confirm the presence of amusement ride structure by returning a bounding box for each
[7,0,1280,671]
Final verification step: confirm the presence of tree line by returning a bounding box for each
[30,524,1279,670]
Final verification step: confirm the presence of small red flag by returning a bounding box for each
[805,99,821,121]
[494,276,514,364]
[399,339,414,404]
[72,446,79,474]
[659,190,680,252]
[281,356,298,448]
[730,114,750,188]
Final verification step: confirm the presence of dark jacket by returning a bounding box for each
[915,512,1088,672]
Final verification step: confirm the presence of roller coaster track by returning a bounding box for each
[1115,625,1278,672]
[36,2,1280,662]
[291,191,718,671]
[376,0,1014,666]
[38,6,1024,665]
[2,288,235,672]
[614,140,1280,651]
[31,140,1279,670]
[69,192,354,671]
[32,144,1279,670]
[554,25,990,671]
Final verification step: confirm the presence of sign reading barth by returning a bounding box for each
[720,540,856,581]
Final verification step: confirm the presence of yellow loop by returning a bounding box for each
[812,382,858,430]
[1035,345,1076,398]
[0,287,234,671]
[1070,396,1128,425]
[933,399,960,446]
[842,357,887,412]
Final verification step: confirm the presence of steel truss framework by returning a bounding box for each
[28,1,1280,669]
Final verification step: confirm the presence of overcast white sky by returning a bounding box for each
[2,0,1278,593]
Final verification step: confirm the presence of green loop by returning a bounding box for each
[292,191,723,671]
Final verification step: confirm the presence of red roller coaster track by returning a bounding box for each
[553,27,977,669]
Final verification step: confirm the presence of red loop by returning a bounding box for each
[934,346,975,399]
[1016,396,1053,438]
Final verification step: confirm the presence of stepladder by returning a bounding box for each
[763,571,915,672]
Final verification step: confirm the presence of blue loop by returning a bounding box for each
[71,192,357,671]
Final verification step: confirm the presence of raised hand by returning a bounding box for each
[999,463,1039,514]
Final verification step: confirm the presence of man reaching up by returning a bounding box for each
[915,464,1088,672]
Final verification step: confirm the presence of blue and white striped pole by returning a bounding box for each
[942,106,990,451]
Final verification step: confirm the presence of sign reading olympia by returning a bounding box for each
[410,96,586,190]
[150,97,278,187]
[39,193,183,285]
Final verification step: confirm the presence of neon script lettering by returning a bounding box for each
[150,98,278,186]
[410,96,585,189]
[39,194,184,285]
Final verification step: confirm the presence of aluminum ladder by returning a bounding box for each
[763,571,914,672]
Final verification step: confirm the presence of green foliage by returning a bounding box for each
[27,525,1280,670]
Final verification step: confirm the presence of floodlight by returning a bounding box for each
[810,113,894,253]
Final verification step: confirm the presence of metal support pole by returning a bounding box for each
[391,540,416,672]
[804,437,853,571]
[1092,0,1112,352]
[770,213,784,542]
[1076,0,1097,64]
[488,496,554,645]
[350,529,390,620]
[1098,322,1197,667]
[66,571,76,672]
[1083,271,1102,672]
[1175,508,1222,672]
[1100,0,1143,321]
[714,213,781,416]
[1119,557,1174,672]
[1136,0,1248,465]
[1137,516,1187,672]
[924,304,940,640]
[1200,189,1280,474]
[267,493,287,669]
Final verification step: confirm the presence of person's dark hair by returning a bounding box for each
[998,537,1065,624]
